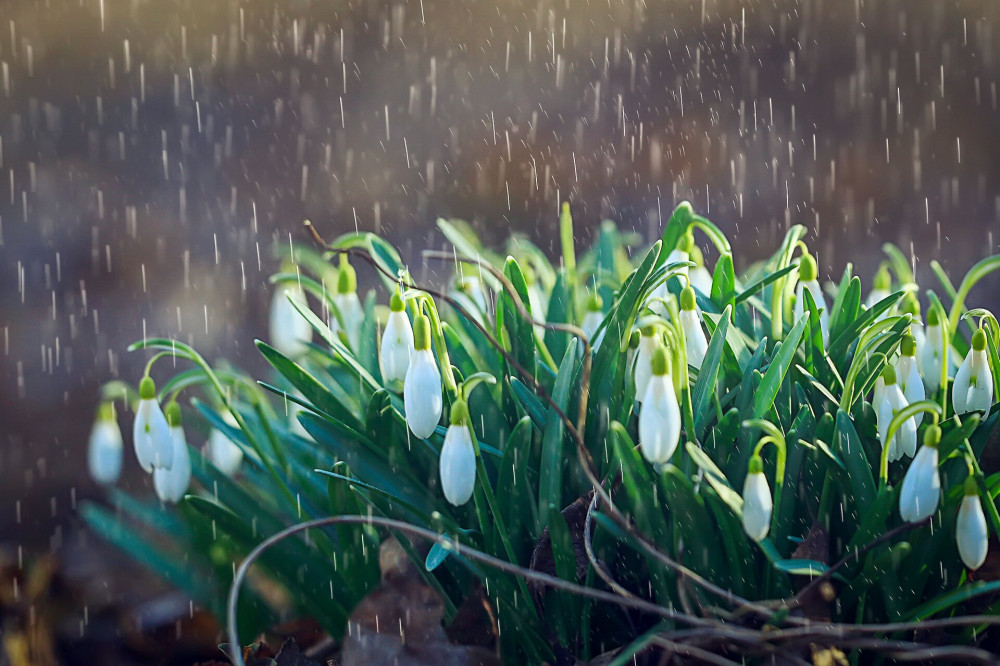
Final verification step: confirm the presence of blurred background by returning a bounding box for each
[1,0,999,662]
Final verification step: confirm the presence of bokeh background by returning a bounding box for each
[1,0,999,662]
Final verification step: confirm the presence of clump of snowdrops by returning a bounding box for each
[84,203,1000,664]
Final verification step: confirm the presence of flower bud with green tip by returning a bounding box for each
[688,243,714,294]
[638,343,681,464]
[953,329,994,415]
[633,325,660,404]
[899,425,941,523]
[679,285,708,370]
[133,376,173,472]
[666,230,694,278]
[895,333,925,425]
[379,291,414,390]
[439,399,477,506]
[334,254,363,350]
[154,402,192,503]
[88,402,123,485]
[404,313,443,439]
[741,455,772,542]
[268,272,312,359]
[902,292,926,353]
[792,251,830,345]
[876,364,917,462]
[920,307,947,393]
[865,263,892,310]
[956,476,989,570]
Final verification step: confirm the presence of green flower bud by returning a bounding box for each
[139,376,156,400]
[873,264,891,291]
[337,255,357,294]
[901,334,916,357]
[902,293,921,316]
[926,307,941,326]
[164,402,182,427]
[413,313,432,351]
[449,398,470,426]
[390,290,406,312]
[680,285,697,311]
[677,230,695,254]
[651,344,669,376]
[586,292,603,312]
[97,402,116,422]
[964,476,979,497]
[881,364,897,385]
[798,252,818,282]
[972,329,987,352]
[923,424,941,448]
[748,454,764,474]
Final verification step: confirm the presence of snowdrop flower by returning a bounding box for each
[792,252,829,346]
[895,334,925,425]
[88,403,123,485]
[582,293,604,340]
[956,477,989,570]
[865,263,892,311]
[877,365,917,462]
[872,375,886,414]
[920,307,947,393]
[154,402,191,503]
[901,293,926,356]
[404,313,443,439]
[457,270,489,314]
[379,291,414,390]
[334,255,363,351]
[742,455,772,542]
[439,399,477,506]
[133,376,173,472]
[953,329,994,415]
[207,411,243,476]
[638,343,681,464]
[666,230,694,278]
[899,425,941,523]
[633,326,660,403]
[679,286,708,370]
[688,244,714,294]
[268,279,312,359]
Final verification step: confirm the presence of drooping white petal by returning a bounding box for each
[334,291,364,350]
[954,349,994,415]
[633,334,659,403]
[582,310,604,341]
[920,324,946,393]
[680,309,708,370]
[877,384,916,462]
[379,311,414,389]
[689,266,713,294]
[872,376,886,413]
[665,249,690,276]
[953,351,973,414]
[439,425,477,506]
[899,445,940,523]
[154,426,192,503]
[638,374,681,464]
[957,494,989,570]
[865,288,890,310]
[133,398,174,472]
[895,355,925,425]
[269,285,313,358]
[404,349,443,439]
[793,280,830,345]
[207,413,243,476]
[88,420,123,485]
[741,472,773,542]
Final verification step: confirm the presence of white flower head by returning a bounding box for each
[133,376,174,472]
[439,399,477,506]
[953,329,994,415]
[920,307,947,394]
[379,291,414,390]
[742,455,773,542]
[404,313,443,439]
[633,326,660,403]
[895,333,925,425]
[207,411,243,476]
[89,403,123,485]
[877,365,917,462]
[899,426,941,523]
[688,244,714,294]
[334,255,363,350]
[638,343,681,464]
[679,286,708,370]
[665,230,694,278]
[792,252,829,346]
[268,279,312,359]
[154,402,191,503]
[956,477,989,570]
[865,263,892,313]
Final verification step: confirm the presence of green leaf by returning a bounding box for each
[834,409,875,510]
[733,263,797,305]
[829,274,861,343]
[510,378,546,429]
[904,581,1000,621]
[692,306,731,436]
[773,559,840,579]
[710,254,735,309]
[538,338,579,531]
[753,315,807,419]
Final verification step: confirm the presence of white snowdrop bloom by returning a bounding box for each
[457,272,489,314]
[919,308,947,393]
[956,478,989,570]
[876,365,917,462]
[379,291,414,390]
[268,280,312,359]
[679,286,708,370]
[334,256,363,350]
[154,403,192,504]
[582,293,604,340]
[953,329,994,415]
[133,376,174,472]
[88,403,123,485]
[665,230,694,278]
[207,411,243,476]
[404,313,443,439]
[872,375,886,414]
[688,244,714,294]
[898,426,941,523]
[633,327,660,403]
[742,455,772,542]
[638,344,681,464]
[792,253,829,346]
[865,264,892,312]
[895,334,925,425]
[439,399,477,506]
